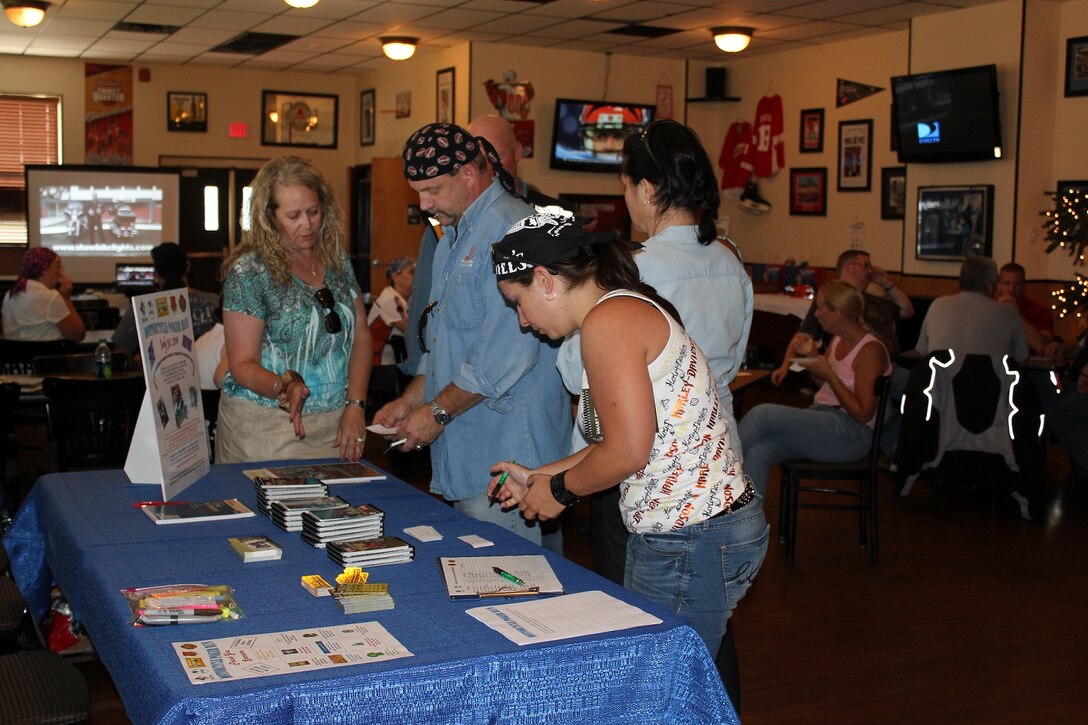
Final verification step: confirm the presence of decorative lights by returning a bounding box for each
[1041,184,1088,318]
[283,0,319,9]
[711,26,754,53]
[380,36,418,61]
[3,0,50,28]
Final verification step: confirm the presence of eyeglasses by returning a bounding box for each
[314,287,342,334]
[418,300,437,354]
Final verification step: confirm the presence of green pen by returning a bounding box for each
[489,461,514,503]
[492,566,526,587]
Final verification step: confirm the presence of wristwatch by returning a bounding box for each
[430,400,451,426]
[550,470,581,507]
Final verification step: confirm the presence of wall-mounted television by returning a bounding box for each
[891,64,1002,164]
[24,165,181,283]
[549,98,655,173]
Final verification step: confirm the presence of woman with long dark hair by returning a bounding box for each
[490,212,767,704]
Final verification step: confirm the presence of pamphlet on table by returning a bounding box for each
[243,462,387,484]
[438,555,564,598]
[124,288,211,500]
[172,622,413,684]
[141,499,255,525]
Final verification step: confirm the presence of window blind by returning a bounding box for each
[0,94,60,245]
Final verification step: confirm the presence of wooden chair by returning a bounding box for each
[201,388,220,463]
[0,339,85,376]
[42,375,146,472]
[778,375,892,564]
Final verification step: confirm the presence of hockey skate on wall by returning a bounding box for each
[738,180,771,215]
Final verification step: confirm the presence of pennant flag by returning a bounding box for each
[837,79,884,107]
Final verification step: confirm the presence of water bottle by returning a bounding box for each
[94,339,112,379]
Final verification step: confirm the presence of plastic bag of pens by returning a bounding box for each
[121,583,244,626]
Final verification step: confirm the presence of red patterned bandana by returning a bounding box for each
[11,247,58,295]
[402,122,519,198]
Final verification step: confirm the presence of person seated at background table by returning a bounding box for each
[488,213,767,706]
[556,118,755,588]
[995,262,1054,355]
[113,242,219,360]
[1045,344,1088,475]
[914,255,1028,361]
[367,255,414,366]
[741,280,893,498]
[771,249,911,386]
[1,248,85,342]
[216,155,372,463]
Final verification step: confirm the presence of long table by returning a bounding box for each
[3,462,737,725]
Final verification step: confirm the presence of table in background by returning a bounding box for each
[2,462,736,725]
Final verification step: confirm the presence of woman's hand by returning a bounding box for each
[487,461,532,509]
[799,353,833,384]
[284,379,310,439]
[335,404,366,461]
[771,364,790,386]
[518,473,566,521]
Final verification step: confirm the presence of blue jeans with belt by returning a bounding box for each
[624,493,769,657]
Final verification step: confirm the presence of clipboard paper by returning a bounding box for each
[438,555,564,599]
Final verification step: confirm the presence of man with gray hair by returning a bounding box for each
[374,122,568,546]
[915,255,1028,361]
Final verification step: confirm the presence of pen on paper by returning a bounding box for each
[492,566,526,587]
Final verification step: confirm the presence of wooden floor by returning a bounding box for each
[11,376,1087,723]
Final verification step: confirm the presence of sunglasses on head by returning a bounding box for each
[314,287,342,334]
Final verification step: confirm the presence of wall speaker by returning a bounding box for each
[706,67,727,100]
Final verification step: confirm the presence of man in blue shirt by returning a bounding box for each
[374,123,568,545]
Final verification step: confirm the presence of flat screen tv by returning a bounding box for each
[891,64,1002,163]
[549,98,655,173]
[24,165,181,283]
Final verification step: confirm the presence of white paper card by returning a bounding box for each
[402,525,442,542]
[458,534,493,548]
[466,590,662,646]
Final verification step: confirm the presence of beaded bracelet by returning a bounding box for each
[276,370,305,411]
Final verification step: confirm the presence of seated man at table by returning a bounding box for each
[995,262,1054,355]
[771,248,913,386]
[915,255,1028,362]
[113,243,219,360]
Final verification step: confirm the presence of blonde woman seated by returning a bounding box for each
[739,279,892,497]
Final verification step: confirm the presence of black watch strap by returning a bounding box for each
[550,470,580,507]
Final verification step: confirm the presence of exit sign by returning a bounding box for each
[229,122,248,138]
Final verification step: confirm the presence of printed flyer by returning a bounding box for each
[124,288,210,499]
[173,622,413,684]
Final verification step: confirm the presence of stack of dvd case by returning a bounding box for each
[333,582,395,613]
[253,476,328,515]
[300,503,385,548]
[269,495,350,532]
[326,536,415,567]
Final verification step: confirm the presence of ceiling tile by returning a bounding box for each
[167,27,239,45]
[53,1,140,23]
[187,12,266,31]
[527,19,623,39]
[250,15,336,34]
[123,5,208,25]
[470,13,564,35]
[588,1,697,23]
[85,37,160,53]
[525,0,641,19]
[413,8,505,30]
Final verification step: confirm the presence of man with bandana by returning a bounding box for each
[374,122,568,545]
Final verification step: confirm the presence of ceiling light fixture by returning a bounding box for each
[711,26,754,53]
[3,0,50,28]
[380,36,418,61]
[283,0,319,8]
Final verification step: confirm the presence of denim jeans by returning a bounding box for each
[624,493,768,657]
[739,404,873,498]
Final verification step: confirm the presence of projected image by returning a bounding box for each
[38,184,163,254]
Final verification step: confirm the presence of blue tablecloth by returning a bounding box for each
[3,461,737,725]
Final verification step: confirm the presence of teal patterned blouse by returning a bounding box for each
[220,248,361,412]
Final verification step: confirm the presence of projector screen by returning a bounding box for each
[24,165,181,283]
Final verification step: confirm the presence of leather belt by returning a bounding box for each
[709,485,755,519]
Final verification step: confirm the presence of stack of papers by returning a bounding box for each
[269,496,350,532]
[227,535,283,562]
[244,463,387,484]
[301,504,384,549]
[141,499,256,525]
[333,582,394,614]
[327,536,414,567]
[253,476,328,514]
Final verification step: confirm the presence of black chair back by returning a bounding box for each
[0,339,86,376]
[0,383,19,514]
[42,376,146,472]
[30,353,129,377]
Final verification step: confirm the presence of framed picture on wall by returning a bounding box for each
[360,89,375,146]
[166,92,206,132]
[1064,35,1088,97]
[915,185,994,261]
[261,91,338,148]
[881,166,906,220]
[789,167,827,216]
[837,119,872,192]
[557,194,631,239]
[436,67,455,123]
[799,108,823,153]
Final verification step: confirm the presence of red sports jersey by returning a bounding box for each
[718,120,753,195]
[751,94,785,177]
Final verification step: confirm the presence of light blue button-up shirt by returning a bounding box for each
[422,178,569,501]
[558,225,754,457]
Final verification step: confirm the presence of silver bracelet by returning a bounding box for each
[344,398,366,409]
